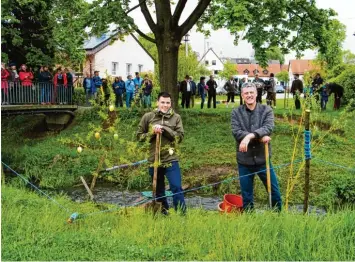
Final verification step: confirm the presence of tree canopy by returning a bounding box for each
[1,0,88,68]
[85,0,342,108]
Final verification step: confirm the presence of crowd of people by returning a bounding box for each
[290,73,344,110]
[179,74,219,109]
[1,62,74,104]
[178,73,278,109]
[82,71,153,108]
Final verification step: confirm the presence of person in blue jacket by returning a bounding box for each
[133,72,143,106]
[83,73,95,106]
[92,70,102,100]
[112,76,125,107]
[197,76,207,109]
[125,74,135,108]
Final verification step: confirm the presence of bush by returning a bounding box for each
[73,87,86,105]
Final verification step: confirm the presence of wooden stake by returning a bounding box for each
[80,176,94,201]
[264,143,272,208]
[303,109,311,214]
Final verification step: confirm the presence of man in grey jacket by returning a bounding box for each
[231,82,282,211]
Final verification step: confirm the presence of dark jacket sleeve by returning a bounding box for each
[231,109,250,142]
[137,113,155,142]
[162,115,184,143]
[253,107,274,138]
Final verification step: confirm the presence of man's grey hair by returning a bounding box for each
[241,82,257,92]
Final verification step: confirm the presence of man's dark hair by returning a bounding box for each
[135,72,139,75]
[185,74,189,79]
[200,76,205,81]
[295,74,300,77]
[158,92,171,100]
[270,73,274,77]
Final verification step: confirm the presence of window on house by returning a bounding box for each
[244,69,249,74]
[253,69,259,75]
[214,70,219,75]
[263,69,268,75]
[138,64,143,73]
[112,62,118,75]
[212,60,217,65]
[126,63,132,76]
[205,60,209,65]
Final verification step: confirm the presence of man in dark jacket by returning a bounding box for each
[328,83,344,110]
[64,68,74,104]
[252,73,265,104]
[291,74,303,109]
[189,76,197,108]
[224,75,237,107]
[137,92,186,215]
[312,73,323,102]
[206,75,217,108]
[231,82,281,211]
[39,66,53,104]
[179,75,191,108]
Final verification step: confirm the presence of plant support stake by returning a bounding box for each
[304,109,311,214]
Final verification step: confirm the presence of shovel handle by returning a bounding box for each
[264,142,272,208]
[152,133,160,199]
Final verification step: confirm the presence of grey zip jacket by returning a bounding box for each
[231,104,274,165]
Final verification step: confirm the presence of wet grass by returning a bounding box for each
[2,186,355,261]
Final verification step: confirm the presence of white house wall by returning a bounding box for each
[200,50,224,74]
[93,35,155,78]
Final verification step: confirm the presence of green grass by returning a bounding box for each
[2,186,355,261]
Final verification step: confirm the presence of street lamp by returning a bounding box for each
[184,33,190,57]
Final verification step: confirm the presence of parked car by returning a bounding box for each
[276,85,285,93]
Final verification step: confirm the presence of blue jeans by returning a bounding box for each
[238,162,282,211]
[149,161,186,213]
[200,93,205,109]
[85,89,92,106]
[143,94,151,108]
[126,92,134,108]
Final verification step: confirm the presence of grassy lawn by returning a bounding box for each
[2,186,355,261]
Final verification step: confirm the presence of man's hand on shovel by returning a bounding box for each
[152,124,164,134]
[261,136,271,144]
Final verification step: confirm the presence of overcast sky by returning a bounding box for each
[128,0,355,64]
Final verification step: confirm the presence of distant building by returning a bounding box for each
[235,64,285,84]
[288,59,317,86]
[83,33,156,78]
[198,48,224,76]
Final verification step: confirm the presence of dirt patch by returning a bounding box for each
[102,110,118,130]
[274,114,344,135]
[22,115,61,139]
[184,164,236,186]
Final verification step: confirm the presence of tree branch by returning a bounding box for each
[135,28,156,43]
[179,0,212,37]
[172,0,187,26]
[125,0,147,15]
[140,0,157,33]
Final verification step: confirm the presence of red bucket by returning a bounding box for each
[217,202,232,213]
[223,194,243,212]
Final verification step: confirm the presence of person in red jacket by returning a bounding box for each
[53,68,68,104]
[1,63,10,104]
[19,64,34,104]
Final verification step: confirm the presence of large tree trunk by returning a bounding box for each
[156,36,181,110]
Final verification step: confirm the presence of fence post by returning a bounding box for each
[303,109,311,214]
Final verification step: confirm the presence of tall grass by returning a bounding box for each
[2,186,355,261]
